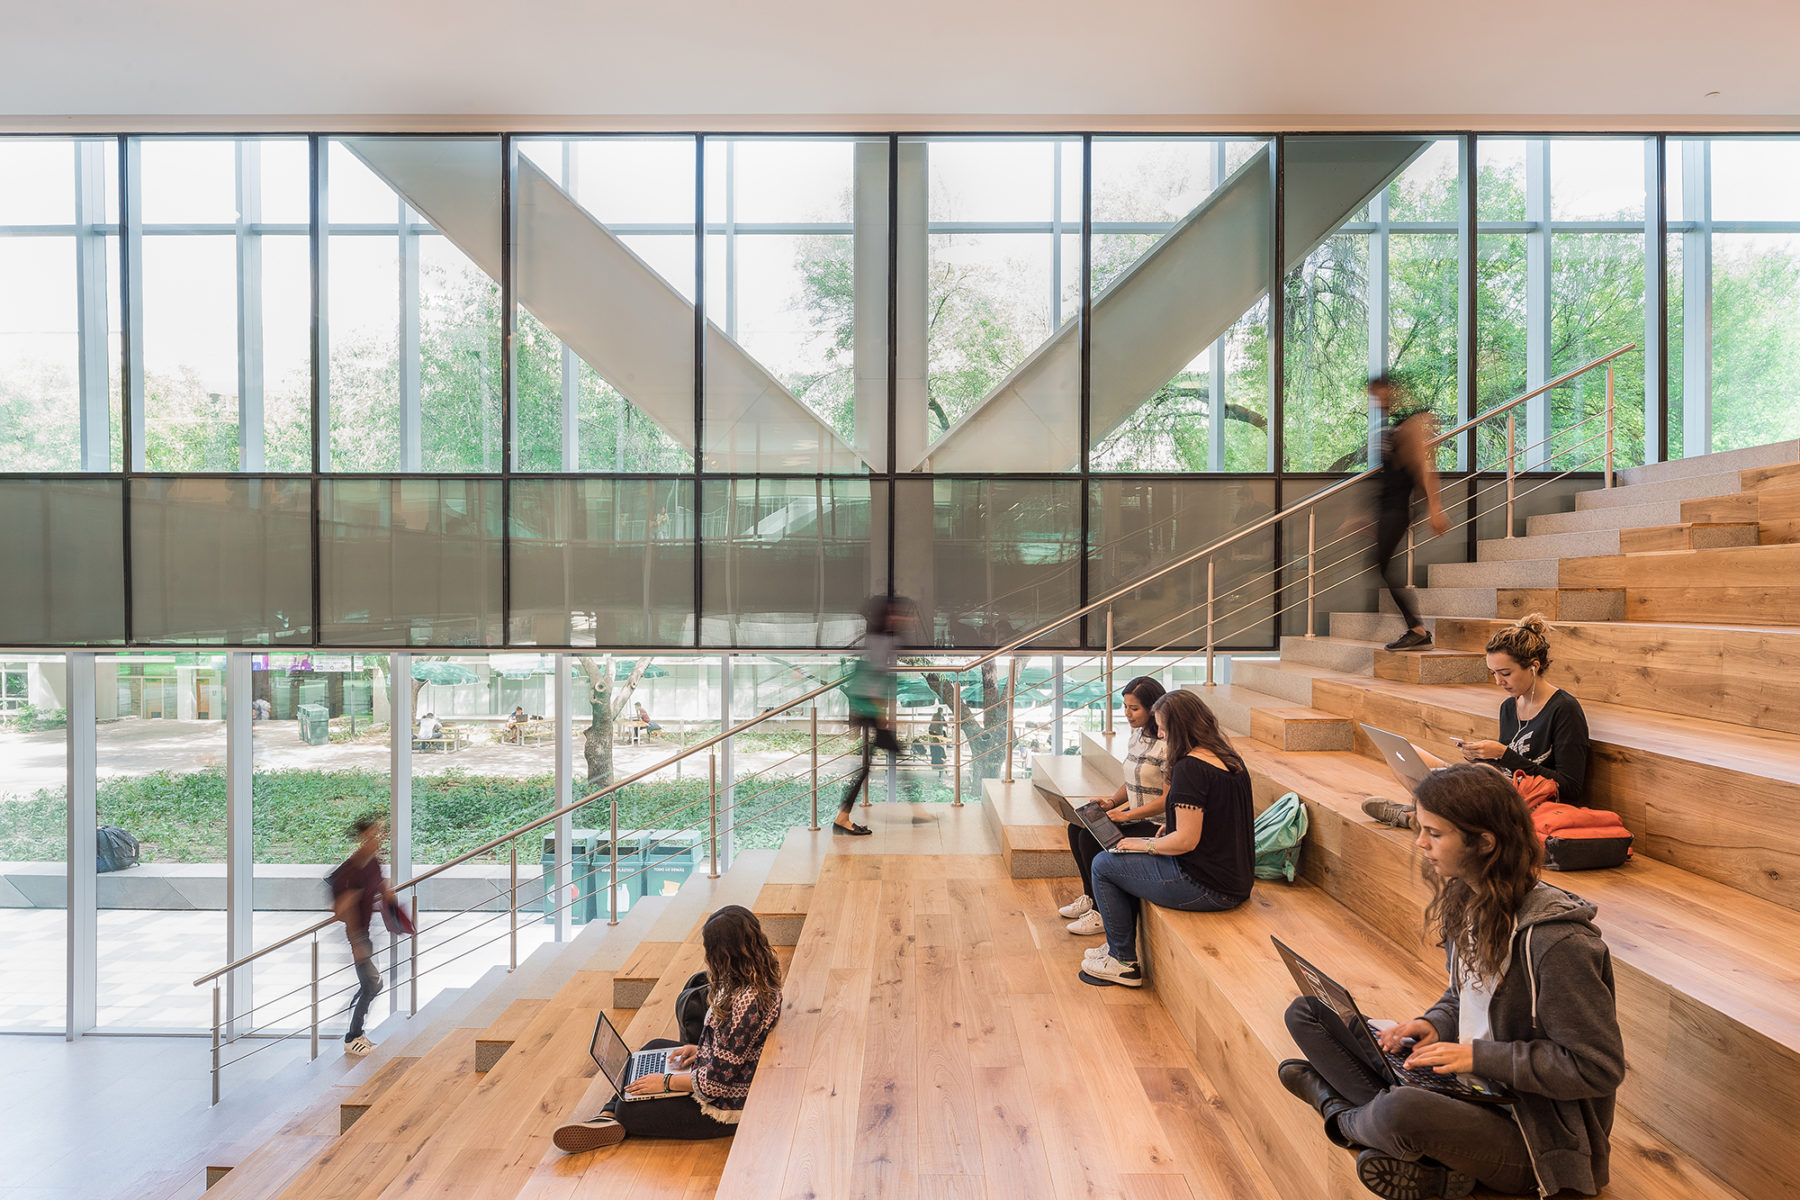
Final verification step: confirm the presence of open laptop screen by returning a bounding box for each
[589,1010,633,1089]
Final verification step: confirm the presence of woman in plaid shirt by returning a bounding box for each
[1058,676,1169,936]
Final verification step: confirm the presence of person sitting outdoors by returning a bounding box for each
[1364,612,1590,828]
[553,905,783,1151]
[633,702,662,743]
[251,697,272,721]
[1080,689,1254,987]
[416,712,442,742]
[1279,764,1624,1198]
[1058,676,1167,937]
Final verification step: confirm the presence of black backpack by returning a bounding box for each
[97,826,140,873]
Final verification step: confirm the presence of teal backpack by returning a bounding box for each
[1253,791,1309,882]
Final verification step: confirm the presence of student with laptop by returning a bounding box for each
[1363,613,1590,827]
[553,906,783,1152]
[1080,690,1254,987]
[1057,676,1168,937]
[1278,764,1624,1199]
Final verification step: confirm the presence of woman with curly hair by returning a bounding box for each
[1280,765,1625,1198]
[554,905,783,1151]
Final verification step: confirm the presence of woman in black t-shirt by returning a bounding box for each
[1458,613,1590,805]
[1080,690,1254,988]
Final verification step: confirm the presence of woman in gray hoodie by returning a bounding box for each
[1277,764,1625,1198]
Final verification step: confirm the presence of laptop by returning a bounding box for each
[588,1009,679,1102]
[1271,937,1511,1104]
[1361,724,1440,794]
[1037,786,1151,853]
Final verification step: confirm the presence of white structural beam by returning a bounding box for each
[1643,139,1665,464]
[123,140,145,471]
[397,195,423,473]
[1524,139,1553,470]
[388,652,413,1006]
[854,141,927,472]
[1681,139,1713,458]
[314,142,332,473]
[73,140,113,472]
[918,137,1431,473]
[553,656,572,941]
[341,139,864,474]
[225,652,253,1035]
[236,141,266,472]
[65,654,97,1039]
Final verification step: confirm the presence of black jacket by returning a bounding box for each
[1422,883,1625,1197]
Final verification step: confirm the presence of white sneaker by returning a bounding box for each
[344,1035,376,1057]
[1084,944,1110,961]
[1065,910,1106,936]
[1057,894,1094,920]
[1080,954,1144,988]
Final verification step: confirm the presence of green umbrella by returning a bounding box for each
[614,659,671,681]
[411,661,480,686]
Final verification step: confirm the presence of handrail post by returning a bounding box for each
[1305,509,1317,637]
[1103,607,1115,736]
[952,693,963,806]
[1003,656,1020,783]
[508,838,518,972]
[608,797,619,926]
[1506,414,1517,536]
[1205,559,1216,687]
[808,708,820,831]
[1604,364,1616,488]
[408,926,417,1016]
[211,982,221,1106]
[309,937,319,1061]
[707,752,720,879]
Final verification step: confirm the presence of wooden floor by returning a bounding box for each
[713,854,1282,1200]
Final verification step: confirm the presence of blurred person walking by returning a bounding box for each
[837,596,918,835]
[1370,374,1449,651]
[327,815,399,1056]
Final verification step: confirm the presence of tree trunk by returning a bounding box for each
[573,656,654,789]
[924,660,1014,786]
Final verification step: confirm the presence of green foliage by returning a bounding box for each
[4,704,67,732]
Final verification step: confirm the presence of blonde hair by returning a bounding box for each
[1485,612,1553,673]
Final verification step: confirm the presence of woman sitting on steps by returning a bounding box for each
[553,905,782,1152]
[1364,612,1591,827]
[1079,689,1255,988]
[1282,764,1624,1199]
[1057,676,1169,937]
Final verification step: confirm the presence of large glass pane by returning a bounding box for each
[0,137,120,472]
[319,478,503,646]
[1711,231,1800,451]
[512,137,693,473]
[136,138,311,472]
[96,651,226,1029]
[325,138,501,472]
[0,479,125,644]
[130,478,313,644]
[1088,138,1272,471]
[0,654,68,1030]
[1549,231,1646,469]
[893,478,1081,650]
[698,478,884,648]
[702,137,880,473]
[1089,479,1276,652]
[910,138,1082,472]
[510,479,696,647]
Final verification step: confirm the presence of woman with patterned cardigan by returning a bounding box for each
[554,905,783,1150]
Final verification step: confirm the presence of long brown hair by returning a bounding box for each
[701,905,782,1022]
[1414,765,1543,985]
[1150,690,1244,774]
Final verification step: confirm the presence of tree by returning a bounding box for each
[572,656,652,790]
[918,661,1021,786]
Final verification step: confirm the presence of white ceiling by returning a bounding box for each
[3,0,1797,128]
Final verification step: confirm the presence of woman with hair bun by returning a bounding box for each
[1364,612,1591,828]
[1460,613,1590,806]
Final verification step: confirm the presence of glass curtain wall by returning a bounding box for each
[0,655,69,1029]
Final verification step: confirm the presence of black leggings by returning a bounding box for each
[841,720,901,814]
[601,1039,736,1140]
[1284,997,1536,1194]
[1067,819,1160,897]
[1374,501,1421,630]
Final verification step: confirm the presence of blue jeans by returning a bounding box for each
[1090,850,1243,963]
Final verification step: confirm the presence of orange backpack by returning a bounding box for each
[1513,771,1634,871]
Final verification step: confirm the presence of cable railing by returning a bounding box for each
[194,343,1634,1102]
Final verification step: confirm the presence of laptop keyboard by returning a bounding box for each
[636,1048,671,1077]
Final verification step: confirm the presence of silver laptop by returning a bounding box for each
[1360,724,1438,793]
[1036,785,1151,854]
[588,1009,678,1102]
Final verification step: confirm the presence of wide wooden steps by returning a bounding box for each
[1683,481,1800,543]
[1230,739,1800,1200]
[1302,675,1800,911]
[1559,541,1800,623]
[716,853,1283,1200]
[1432,615,1800,735]
[1141,879,1754,1200]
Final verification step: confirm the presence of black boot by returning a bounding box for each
[1278,1059,1357,1149]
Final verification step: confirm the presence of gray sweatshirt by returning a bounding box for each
[1421,882,1625,1197]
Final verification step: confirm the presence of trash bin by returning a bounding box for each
[631,830,703,899]
[296,703,330,746]
[540,830,601,925]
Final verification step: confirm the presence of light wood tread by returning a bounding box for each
[1318,676,1800,786]
[1232,740,1800,1054]
[340,1054,420,1108]
[474,996,547,1044]
[1143,883,1753,1200]
[717,854,1284,1200]
[616,939,682,984]
[1032,753,1123,800]
[753,881,814,918]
